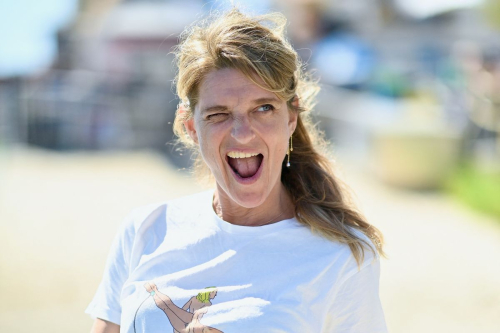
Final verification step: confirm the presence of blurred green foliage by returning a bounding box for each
[484,0,500,29]
[447,163,500,220]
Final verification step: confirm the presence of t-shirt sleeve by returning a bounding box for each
[85,212,137,325]
[323,258,388,333]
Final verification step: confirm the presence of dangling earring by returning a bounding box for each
[287,135,293,167]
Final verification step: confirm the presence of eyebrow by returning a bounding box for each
[201,97,282,114]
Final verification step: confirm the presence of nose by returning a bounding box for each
[230,116,255,144]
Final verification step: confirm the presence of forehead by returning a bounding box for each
[197,68,278,106]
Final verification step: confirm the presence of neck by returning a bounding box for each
[213,183,294,227]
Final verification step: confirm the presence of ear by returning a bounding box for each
[288,96,299,134]
[179,104,199,144]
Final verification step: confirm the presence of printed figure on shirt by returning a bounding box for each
[144,282,223,333]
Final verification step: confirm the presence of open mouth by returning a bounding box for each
[226,152,264,179]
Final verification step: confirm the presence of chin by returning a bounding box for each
[228,188,269,208]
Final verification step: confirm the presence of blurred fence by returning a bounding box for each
[0,69,192,167]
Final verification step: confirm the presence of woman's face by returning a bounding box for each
[184,68,297,208]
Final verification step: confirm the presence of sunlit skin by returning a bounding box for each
[143,283,222,333]
[183,68,297,226]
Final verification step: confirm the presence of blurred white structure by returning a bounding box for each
[394,0,485,19]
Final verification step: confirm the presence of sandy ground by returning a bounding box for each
[0,147,499,333]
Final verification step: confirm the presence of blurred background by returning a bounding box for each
[0,0,499,332]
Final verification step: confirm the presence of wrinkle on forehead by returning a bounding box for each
[197,68,278,112]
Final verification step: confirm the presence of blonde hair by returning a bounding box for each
[173,9,384,265]
[196,287,217,303]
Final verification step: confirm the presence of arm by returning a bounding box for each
[86,211,138,327]
[90,318,120,333]
[322,258,388,333]
[182,296,195,311]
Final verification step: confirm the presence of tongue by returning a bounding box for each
[228,155,262,178]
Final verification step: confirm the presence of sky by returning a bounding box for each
[0,0,78,78]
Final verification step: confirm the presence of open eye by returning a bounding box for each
[257,104,274,112]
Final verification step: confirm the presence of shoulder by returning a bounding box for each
[119,190,213,236]
[292,224,380,282]
[330,229,381,300]
[118,201,167,236]
[339,228,381,280]
[311,229,381,305]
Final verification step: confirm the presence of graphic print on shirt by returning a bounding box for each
[144,282,223,333]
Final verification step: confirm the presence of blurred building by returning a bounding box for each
[0,0,498,172]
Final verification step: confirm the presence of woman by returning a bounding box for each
[87,9,387,333]
[144,283,220,333]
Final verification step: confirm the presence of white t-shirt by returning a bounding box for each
[86,190,387,332]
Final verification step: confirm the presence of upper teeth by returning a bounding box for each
[227,151,259,159]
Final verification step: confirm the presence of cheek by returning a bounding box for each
[271,126,291,153]
[197,125,225,168]
[199,140,219,168]
[262,128,290,168]
[275,139,288,163]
